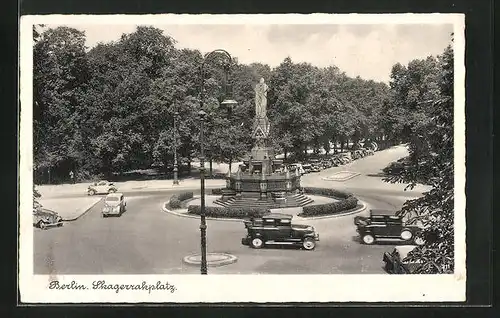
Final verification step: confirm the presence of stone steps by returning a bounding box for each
[213,193,314,209]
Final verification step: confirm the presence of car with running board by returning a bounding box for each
[241,213,319,250]
[354,209,425,245]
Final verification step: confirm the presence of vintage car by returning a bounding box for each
[87,180,118,195]
[383,245,422,274]
[241,213,320,250]
[307,160,322,172]
[288,164,306,176]
[354,209,425,245]
[301,163,313,174]
[33,207,63,229]
[320,160,332,169]
[102,192,127,217]
[329,156,342,166]
[383,157,411,176]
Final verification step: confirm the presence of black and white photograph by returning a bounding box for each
[19,14,466,303]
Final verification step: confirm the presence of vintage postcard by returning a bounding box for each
[19,13,465,303]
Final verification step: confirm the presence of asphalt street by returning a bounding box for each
[34,146,423,275]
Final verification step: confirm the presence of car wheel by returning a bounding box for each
[39,221,47,230]
[414,236,425,246]
[302,238,316,250]
[89,190,96,196]
[108,188,116,193]
[401,230,413,241]
[250,237,264,249]
[384,261,393,273]
[362,234,375,245]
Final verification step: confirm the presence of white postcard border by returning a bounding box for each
[19,13,466,303]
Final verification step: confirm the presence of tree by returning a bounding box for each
[381,56,441,146]
[33,26,90,183]
[384,44,455,273]
[83,26,178,177]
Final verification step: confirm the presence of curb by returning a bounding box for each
[183,253,238,267]
[161,200,367,222]
[321,172,361,182]
[62,198,103,221]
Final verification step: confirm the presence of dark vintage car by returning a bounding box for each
[320,160,332,169]
[382,157,411,175]
[242,213,320,250]
[383,245,422,274]
[354,209,425,245]
[301,164,313,174]
[33,207,63,229]
[307,159,322,172]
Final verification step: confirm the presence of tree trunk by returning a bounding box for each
[284,150,288,160]
[209,159,213,177]
[229,159,232,173]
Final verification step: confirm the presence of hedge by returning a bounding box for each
[302,187,354,199]
[178,191,194,201]
[299,187,359,217]
[211,188,223,195]
[190,187,359,218]
[187,205,268,219]
[168,191,194,209]
[299,196,359,217]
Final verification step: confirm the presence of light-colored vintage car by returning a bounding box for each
[87,180,118,195]
[102,192,127,217]
[33,207,63,229]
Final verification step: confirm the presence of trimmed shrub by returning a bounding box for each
[302,187,354,199]
[211,188,223,195]
[168,191,193,209]
[168,195,182,209]
[187,205,268,219]
[299,197,359,217]
[178,191,194,201]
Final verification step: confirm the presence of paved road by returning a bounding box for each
[34,145,425,275]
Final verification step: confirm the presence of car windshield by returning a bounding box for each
[98,181,107,185]
[106,197,119,202]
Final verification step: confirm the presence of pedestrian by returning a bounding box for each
[69,170,75,184]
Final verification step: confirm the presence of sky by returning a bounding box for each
[40,23,453,83]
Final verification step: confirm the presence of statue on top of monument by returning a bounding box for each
[254,77,269,118]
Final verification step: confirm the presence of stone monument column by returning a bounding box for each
[251,78,274,175]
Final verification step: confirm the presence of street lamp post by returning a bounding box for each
[198,49,238,275]
[173,111,179,186]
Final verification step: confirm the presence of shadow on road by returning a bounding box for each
[365,172,388,178]
[351,235,408,246]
